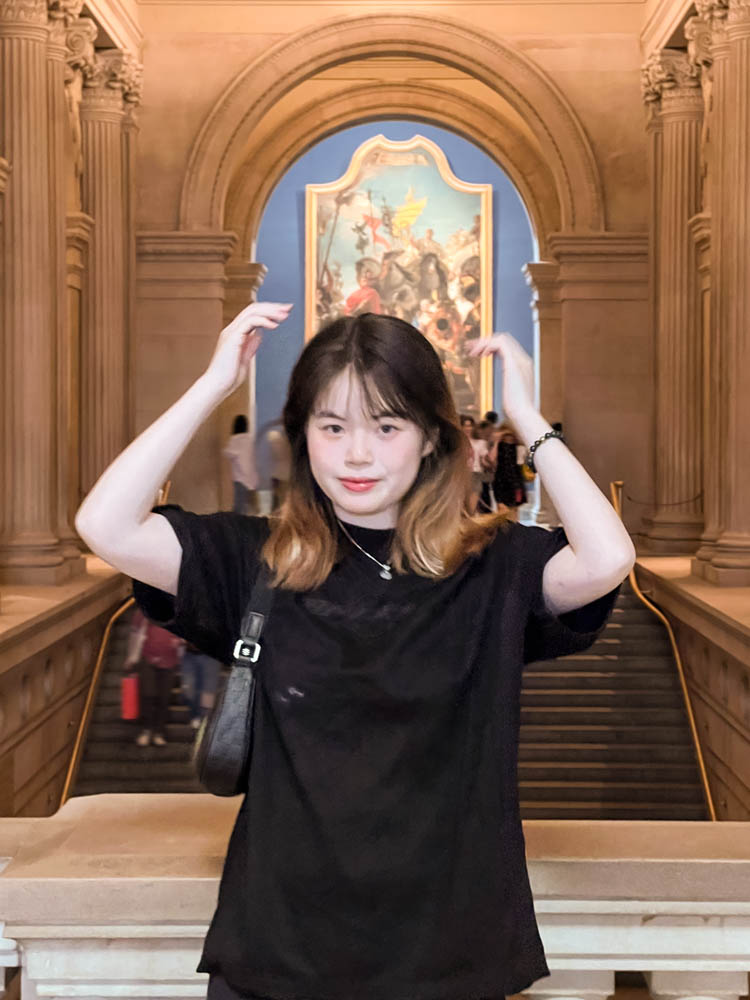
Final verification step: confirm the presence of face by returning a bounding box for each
[306,368,434,529]
[460,419,474,440]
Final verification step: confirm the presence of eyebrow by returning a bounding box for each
[313,409,403,421]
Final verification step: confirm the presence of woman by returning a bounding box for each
[222,414,258,514]
[76,302,634,1000]
[490,421,527,520]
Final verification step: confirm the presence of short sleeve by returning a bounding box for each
[518,523,621,665]
[131,504,267,664]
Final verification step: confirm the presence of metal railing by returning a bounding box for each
[610,480,716,821]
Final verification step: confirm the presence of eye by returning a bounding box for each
[378,423,399,436]
[322,424,344,435]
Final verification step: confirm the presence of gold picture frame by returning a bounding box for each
[305,134,494,418]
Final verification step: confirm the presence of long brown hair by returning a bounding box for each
[262,313,507,589]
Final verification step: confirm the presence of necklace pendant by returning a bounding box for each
[380,566,393,581]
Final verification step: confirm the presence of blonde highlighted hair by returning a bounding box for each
[262,313,508,590]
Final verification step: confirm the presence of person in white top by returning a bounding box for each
[223,414,258,514]
[460,414,489,515]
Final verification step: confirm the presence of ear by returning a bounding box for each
[421,430,437,458]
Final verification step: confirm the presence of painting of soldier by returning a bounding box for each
[306,135,493,417]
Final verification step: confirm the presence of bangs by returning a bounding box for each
[315,361,420,428]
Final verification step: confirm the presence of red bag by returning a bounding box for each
[121,671,140,720]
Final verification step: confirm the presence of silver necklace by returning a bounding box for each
[337,519,393,580]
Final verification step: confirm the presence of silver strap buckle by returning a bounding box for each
[233,638,261,664]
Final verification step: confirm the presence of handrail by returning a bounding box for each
[610,480,716,821]
[59,596,135,808]
[59,482,172,810]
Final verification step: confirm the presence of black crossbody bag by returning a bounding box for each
[193,564,275,796]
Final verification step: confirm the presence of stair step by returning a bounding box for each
[88,721,195,743]
[78,759,198,781]
[74,778,205,796]
[520,707,688,726]
[518,780,704,804]
[526,655,674,672]
[91,704,191,725]
[519,724,692,744]
[519,801,708,820]
[82,741,194,762]
[520,690,679,708]
[518,742,697,763]
[518,762,701,782]
[522,672,679,690]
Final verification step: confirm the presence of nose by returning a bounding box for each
[345,430,373,467]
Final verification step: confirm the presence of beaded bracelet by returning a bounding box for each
[525,429,565,473]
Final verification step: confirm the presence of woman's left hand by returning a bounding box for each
[466,333,536,423]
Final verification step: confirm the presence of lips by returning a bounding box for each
[339,478,379,493]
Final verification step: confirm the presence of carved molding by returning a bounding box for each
[224,81,561,260]
[686,16,714,71]
[642,49,702,105]
[65,15,96,77]
[179,12,604,234]
[47,0,83,25]
[728,0,750,27]
[0,0,47,24]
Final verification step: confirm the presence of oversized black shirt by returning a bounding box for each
[133,506,620,1000]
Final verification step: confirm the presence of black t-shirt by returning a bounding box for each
[133,506,620,1000]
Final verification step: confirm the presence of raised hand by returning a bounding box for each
[466,333,536,424]
[204,301,293,397]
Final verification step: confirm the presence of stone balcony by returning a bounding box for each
[0,794,748,1000]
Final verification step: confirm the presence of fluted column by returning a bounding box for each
[641,51,705,553]
[690,0,730,577]
[523,261,561,526]
[47,0,85,571]
[0,0,69,584]
[79,49,128,494]
[706,0,750,583]
[122,66,142,444]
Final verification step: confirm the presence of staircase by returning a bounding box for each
[73,607,204,796]
[520,578,709,820]
[74,585,710,816]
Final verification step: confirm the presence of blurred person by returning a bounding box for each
[223,414,258,514]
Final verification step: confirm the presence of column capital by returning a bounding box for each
[80,47,141,114]
[64,12,95,77]
[728,0,750,32]
[47,0,82,43]
[686,15,714,73]
[0,0,47,24]
[642,49,702,107]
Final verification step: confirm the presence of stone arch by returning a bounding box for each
[180,13,605,235]
[224,83,560,260]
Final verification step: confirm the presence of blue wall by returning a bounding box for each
[254,121,536,439]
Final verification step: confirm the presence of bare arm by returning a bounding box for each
[75,302,292,595]
[468,334,635,615]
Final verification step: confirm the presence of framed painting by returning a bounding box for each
[305,134,493,418]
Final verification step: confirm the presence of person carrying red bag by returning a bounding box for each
[124,608,184,747]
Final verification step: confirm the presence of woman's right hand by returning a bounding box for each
[204,301,293,397]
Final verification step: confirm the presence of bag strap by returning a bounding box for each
[232,563,276,667]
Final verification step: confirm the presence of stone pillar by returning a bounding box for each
[135,232,237,512]
[65,212,94,524]
[122,69,142,443]
[706,0,750,584]
[78,49,128,495]
[545,234,650,539]
[218,260,267,509]
[641,50,705,553]
[0,0,69,584]
[47,1,86,573]
[690,0,732,578]
[523,261,562,526]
